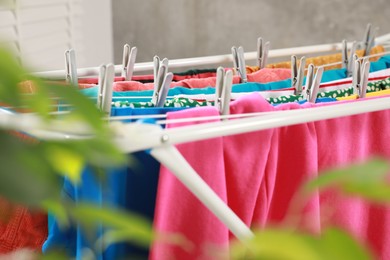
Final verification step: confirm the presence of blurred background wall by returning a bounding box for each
[112,0,390,65]
[1,0,389,71]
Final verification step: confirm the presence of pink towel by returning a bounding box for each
[152,94,317,259]
[111,68,291,91]
[314,101,390,260]
[152,93,390,259]
[150,107,229,260]
[246,68,291,83]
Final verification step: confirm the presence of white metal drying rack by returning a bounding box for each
[7,32,390,242]
[32,33,390,80]
[2,96,390,241]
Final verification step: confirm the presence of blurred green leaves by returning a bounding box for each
[230,227,373,260]
[0,131,61,207]
[69,203,154,249]
[1,44,390,259]
[230,158,390,259]
[0,46,126,207]
[0,44,153,255]
[304,158,390,203]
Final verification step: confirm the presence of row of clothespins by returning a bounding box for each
[62,24,378,118]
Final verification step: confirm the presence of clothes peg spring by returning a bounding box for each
[257,37,270,69]
[64,49,78,86]
[122,44,137,81]
[291,55,306,95]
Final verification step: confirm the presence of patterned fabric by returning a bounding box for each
[246,45,385,73]
[112,97,213,108]
[337,88,390,101]
[266,77,390,105]
[112,77,390,108]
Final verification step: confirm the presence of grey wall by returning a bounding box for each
[80,0,113,68]
[112,0,390,65]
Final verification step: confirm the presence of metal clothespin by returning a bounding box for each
[155,72,173,108]
[341,40,358,77]
[220,70,233,118]
[121,44,137,81]
[231,46,247,83]
[97,64,115,116]
[304,64,324,103]
[214,67,233,119]
[257,37,270,69]
[64,49,78,86]
[361,23,378,56]
[151,56,171,107]
[214,67,225,113]
[352,59,370,98]
[291,55,306,95]
[348,41,357,77]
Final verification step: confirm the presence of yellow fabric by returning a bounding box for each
[337,89,390,101]
[246,45,385,74]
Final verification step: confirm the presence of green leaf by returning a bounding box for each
[100,230,192,254]
[230,227,374,260]
[45,146,85,184]
[44,138,126,170]
[0,131,61,207]
[304,158,390,203]
[41,199,70,229]
[231,228,321,260]
[42,82,106,132]
[69,203,154,249]
[38,251,69,260]
[318,228,374,260]
[0,48,27,108]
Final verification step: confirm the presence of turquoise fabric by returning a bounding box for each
[80,55,390,103]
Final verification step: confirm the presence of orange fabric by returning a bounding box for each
[5,81,66,113]
[246,45,386,73]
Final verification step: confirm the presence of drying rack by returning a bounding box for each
[32,33,390,80]
[3,32,390,242]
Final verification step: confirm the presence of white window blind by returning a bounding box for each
[0,0,85,71]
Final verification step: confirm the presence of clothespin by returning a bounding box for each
[291,55,306,95]
[348,41,357,77]
[151,56,172,107]
[156,72,173,107]
[214,67,233,118]
[220,70,233,118]
[257,37,270,69]
[121,44,137,81]
[352,59,370,98]
[361,23,378,56]
[97,64,115,116]
[303,64,324,103]
[341,40,358,77]
[64,49,78,86]
[214,67,225,112]
[231,46,247,83]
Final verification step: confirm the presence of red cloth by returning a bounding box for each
[0,133,47,254]
[77,72,219,84]
[152,93,390,259]
[0,197,47,254]
[107,68,291,91]
[78,76,126,84]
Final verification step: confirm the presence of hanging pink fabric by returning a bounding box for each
[151,93,390,260]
